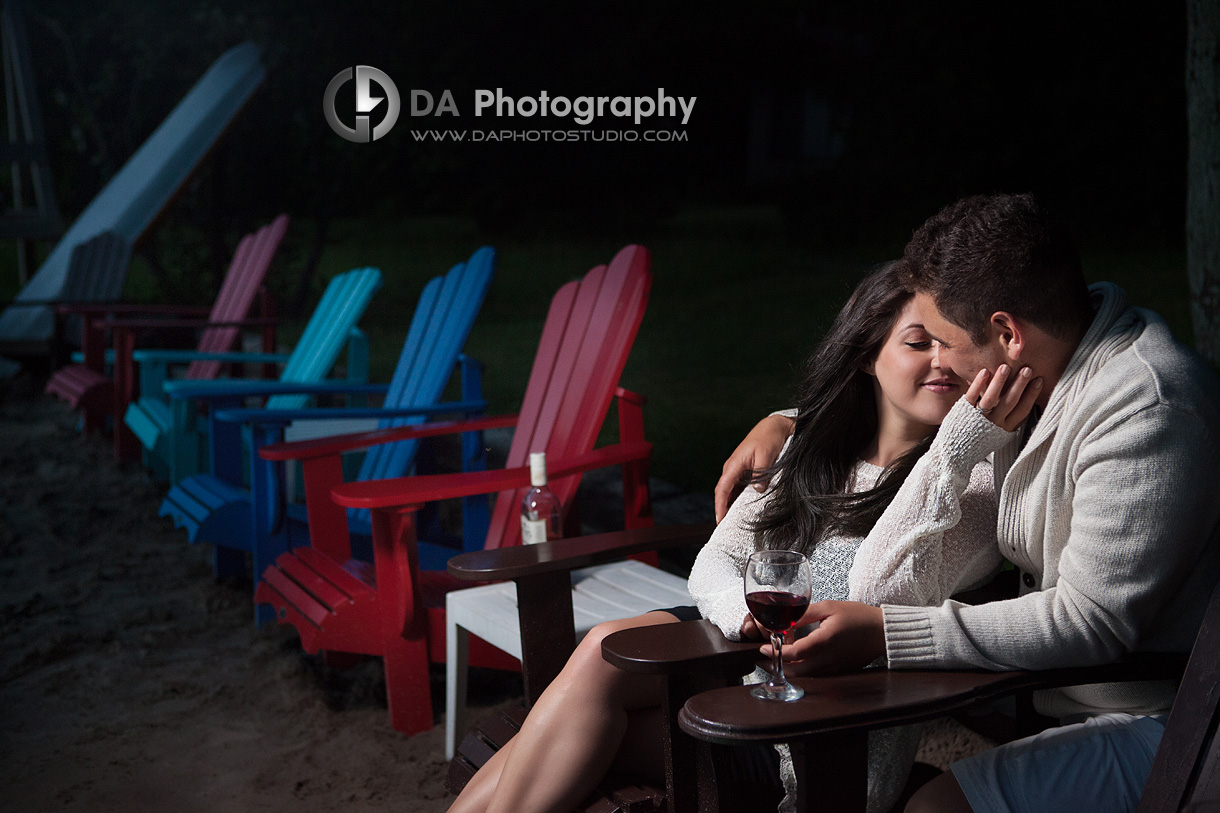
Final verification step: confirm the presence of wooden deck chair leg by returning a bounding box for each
[459,356,490,551]
[373,505,436,735]
[663,675,703,813]
[516,571,578,706]
[112,328,141,461]
[616,389,657,569]
[382,622,435,736]
[250,428,290,627]
[445,616,471,759]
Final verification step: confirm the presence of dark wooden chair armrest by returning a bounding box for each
[602,618,760,678]
[448,523,715,582]
[675,652,1186,813]
[680,652,1186,744]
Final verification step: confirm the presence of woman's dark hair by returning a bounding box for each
[750,262,934,555]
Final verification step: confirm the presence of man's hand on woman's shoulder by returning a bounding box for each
[714,412,796,522]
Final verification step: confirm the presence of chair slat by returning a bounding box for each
[293,546,378,600]
[261,567,332,628]
[189,214,289,378]
[268,266,381,409]
[357,249,494,522]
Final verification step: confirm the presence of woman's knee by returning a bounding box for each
[570,616,649,673]
[565,613,678,687]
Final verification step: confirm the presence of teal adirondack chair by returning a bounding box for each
[156,248,496,616]
[124,266,382,482]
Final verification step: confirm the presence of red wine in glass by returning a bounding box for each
[744,550,812,702]
[745,590,810,635]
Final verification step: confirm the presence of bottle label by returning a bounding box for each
[521,516,548,545]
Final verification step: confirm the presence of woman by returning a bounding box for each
[450,263,1038,813]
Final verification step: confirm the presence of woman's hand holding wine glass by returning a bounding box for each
[744,550,812,702]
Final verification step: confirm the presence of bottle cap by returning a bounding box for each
[528,451,547,487]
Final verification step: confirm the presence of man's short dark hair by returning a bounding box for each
[897,193,1094,344]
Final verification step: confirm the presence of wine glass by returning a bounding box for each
[745,549,812,702]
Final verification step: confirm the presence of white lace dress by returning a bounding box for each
[688,401,1010,812]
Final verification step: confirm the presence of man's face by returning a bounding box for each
[910,293,1011,383]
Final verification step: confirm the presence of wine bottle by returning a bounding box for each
[520,451,562,544]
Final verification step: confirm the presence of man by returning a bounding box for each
[717,193,1220,812]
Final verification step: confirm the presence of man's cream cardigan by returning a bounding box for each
[883,283,1220,716]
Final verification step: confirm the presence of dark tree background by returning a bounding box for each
[19,0,1194,302]
[1188,0,1220,366]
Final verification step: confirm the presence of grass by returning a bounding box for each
[1079,240,1192,344]
[294,218,884,493]
[296,215,1195,495]
[2,211,1196,495]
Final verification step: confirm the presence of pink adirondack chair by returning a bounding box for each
[252,245,655,736]
[45,214,289,461]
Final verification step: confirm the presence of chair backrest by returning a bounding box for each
[187,214,290,380]
[265,266,382,411]
[1138,573,1220,812]
[358,245,496,482]
[484,244,652,550]
[60,232,132,303]
[341,247,495,529]
[58,231,133,347]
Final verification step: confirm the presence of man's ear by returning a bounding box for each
[990,311,1025,361]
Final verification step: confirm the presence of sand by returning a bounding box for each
[0,376,993,812]
[0,378,504,811]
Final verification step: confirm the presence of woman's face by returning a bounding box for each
[867,298,965,433]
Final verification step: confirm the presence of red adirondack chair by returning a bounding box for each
[252,245,655,736]
[44,214,288,460]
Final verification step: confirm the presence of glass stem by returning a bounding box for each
[770,631,785,687]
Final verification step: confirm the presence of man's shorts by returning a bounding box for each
[950,712,1167,813]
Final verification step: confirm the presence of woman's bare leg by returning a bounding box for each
[448,610,680,813]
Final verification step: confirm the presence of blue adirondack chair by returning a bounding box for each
[157,249,496,619]
[0,42,265,357]
[123,266,382,483]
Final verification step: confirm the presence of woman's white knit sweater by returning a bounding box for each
[688,421,1004,813]
[883,283,1220,717]
[689,429,1003,638]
